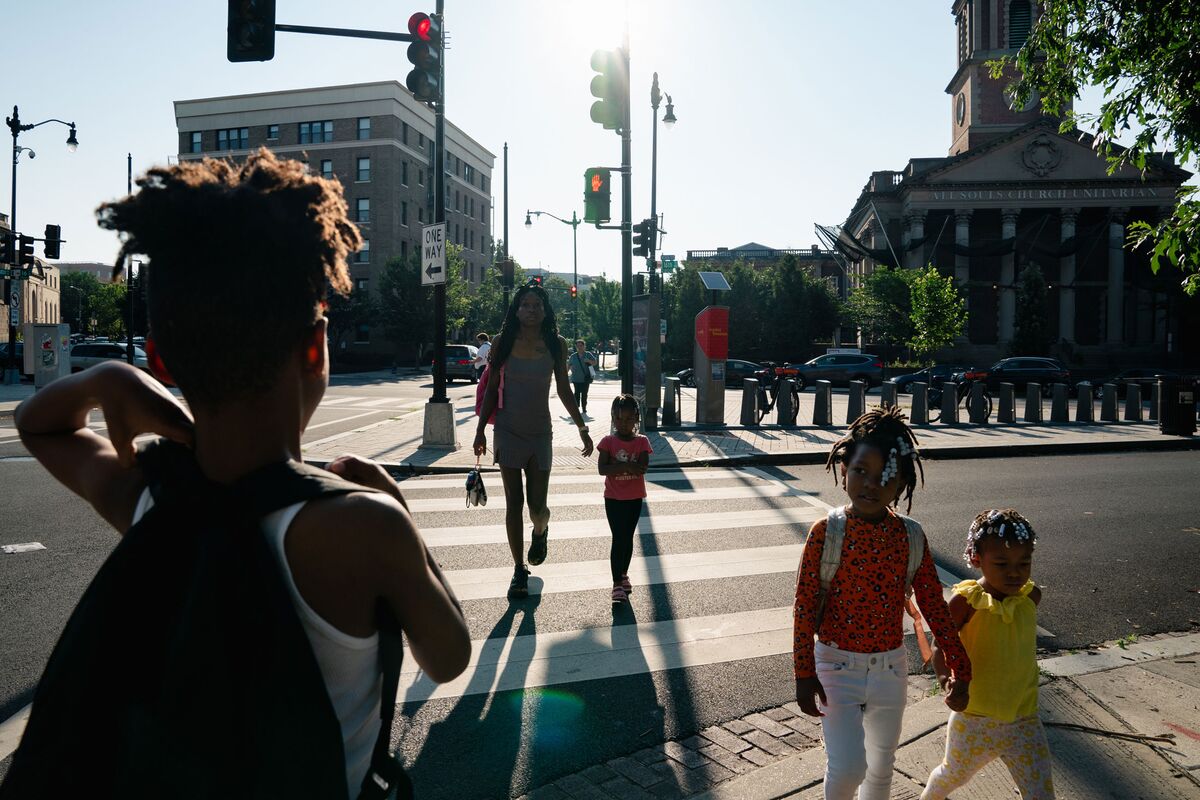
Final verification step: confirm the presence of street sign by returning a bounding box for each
[661,254,677,273]
[421,222,447,286]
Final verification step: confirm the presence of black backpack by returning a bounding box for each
[0,440,414,800]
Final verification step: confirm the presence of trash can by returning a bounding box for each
[1158,375,1196,437]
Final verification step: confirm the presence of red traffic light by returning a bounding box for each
[590,173,603,193]
[570,285,578,299]
[408,12,435,41]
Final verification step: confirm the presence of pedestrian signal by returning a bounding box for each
[583,167,611,225]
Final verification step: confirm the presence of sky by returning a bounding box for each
[5,0,1120,283]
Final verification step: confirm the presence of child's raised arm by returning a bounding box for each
[912,546,972,710]
[15,361,194,532]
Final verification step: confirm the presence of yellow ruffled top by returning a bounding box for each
[953,579,1039,722]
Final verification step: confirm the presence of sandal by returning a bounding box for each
[620,574,632,595]
[527,527,549,566]
[508,566,530,599]
[611,585,628,604]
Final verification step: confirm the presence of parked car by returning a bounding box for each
[789,352,884,389]
[675,359,760,388]
[442,344,479,383]
[1091,368,1179,399]
[890,364,969,394]
[70,342,150,373]
[955,357,1070,396]
[0,341,31,379]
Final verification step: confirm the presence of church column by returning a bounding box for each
[1107,207,1128,344]
[955,209,973,342]
[869,218,887,270]
[999,207,1020,343]
[1058,207,1079,344]
[905,210,927,269]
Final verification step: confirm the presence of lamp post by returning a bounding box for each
[648,74,676,290]
[5,105,78,384]
[525,209,580,339]
[66,285,84,333]
[126,259,141,364]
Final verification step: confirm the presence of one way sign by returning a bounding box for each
[421,223,447,286]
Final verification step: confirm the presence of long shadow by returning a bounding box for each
[404,595,541,800]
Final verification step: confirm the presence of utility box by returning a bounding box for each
[1158,375,1196,437]
[693,305,729,424]
[27,323,72,388]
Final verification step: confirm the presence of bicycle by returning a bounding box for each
[929,379,992,423]
[753,364,801,424]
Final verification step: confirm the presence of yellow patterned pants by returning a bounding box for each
[921,711,1055,799]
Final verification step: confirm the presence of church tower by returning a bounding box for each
[945,0,1066,155]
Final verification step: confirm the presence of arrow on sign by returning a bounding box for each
[425,264,443,279]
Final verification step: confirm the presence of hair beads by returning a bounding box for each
[826,406,923,512]
[964,508,1038,563]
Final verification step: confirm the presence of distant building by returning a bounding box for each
[685,243,847,297]
[1,213,62,345]
[59,262,119,283]
[175,81,496,354]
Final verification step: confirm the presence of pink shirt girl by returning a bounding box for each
[597,433,653,500]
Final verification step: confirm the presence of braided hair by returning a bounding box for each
[964,508,1037,564]
[610,393,641,432]
[825,405,924,512]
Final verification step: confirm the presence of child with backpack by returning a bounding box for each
[793,406,971,800]
[596,394,652,604]
[5,150,470,800]
[921,508,1053,799]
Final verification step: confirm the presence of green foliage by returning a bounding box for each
[60,271,102,334]
[907,265,968,361]
[1012,262,1051,356]
[581,277,621,347]
[326,285,376,359]
[91,282,128,340]
[377,253,435,363]
[991,1,1200,294]
[844,267,914,348]
[446,244,511,340]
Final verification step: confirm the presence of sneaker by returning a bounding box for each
[527,528,549,566]
[620,574,632,595]
[508,566,530,599]
[611,585,628,604]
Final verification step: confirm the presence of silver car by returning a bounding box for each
[71,342,150,373]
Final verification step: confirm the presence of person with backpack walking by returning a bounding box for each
[5,150,470,800]
[473,284,593,600]
[921,508,1053,799]
[568,338,597,415]
[596,394,652,604]
[793,406,971,800]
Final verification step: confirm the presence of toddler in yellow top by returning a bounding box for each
[922,508,1054,800]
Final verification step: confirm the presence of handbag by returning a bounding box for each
[588,365,597,381]
[466,459,487,507]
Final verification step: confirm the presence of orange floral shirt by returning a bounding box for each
[793,509,971,681]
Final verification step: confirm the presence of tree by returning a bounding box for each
[993,2,1200,294]
[61,271,101,334]
[326,286,376,361]
[843,267,914,349]
[663,265,706,366]
[90,282,128,340]
[1011,262,1051,356]
[377,253,435,366]
[582,277,621,351]
[907,265,968,362]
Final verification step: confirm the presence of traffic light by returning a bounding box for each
[498,258,514,288]
[632,218,655,258]
[227,0,276,62]
[44,224,61,260]
[583,167,611,225]
[527,275,542,287]
[570,285,578,299]
[406,12,442,104]
[0,231,13,266]
[18,235,35,267]
[589,48,627,131]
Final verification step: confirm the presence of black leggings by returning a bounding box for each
[605,497,643,583]
[573,381,590,411]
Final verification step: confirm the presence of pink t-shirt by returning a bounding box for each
[598,434,653,500]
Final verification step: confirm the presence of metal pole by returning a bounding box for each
[431,0,447,403]
[127,153,135,365]
[5,107,21,384]
[649,73,660,290]
[619,41,632,395]
[503,141,509,311]
[572,211,578,340]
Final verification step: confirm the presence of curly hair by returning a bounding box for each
[964,508,1037,564]
[96,149,360,408]
[825,405,924,512]
[488,285,563,367]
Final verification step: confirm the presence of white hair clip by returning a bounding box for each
[880,447,900,485]
[895,436,912,456]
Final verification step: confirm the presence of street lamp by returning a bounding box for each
[66,285,84,333]
[127,259,142,364]
[5,105,78,384]
[525,209,581,339]
[648,73,677,290]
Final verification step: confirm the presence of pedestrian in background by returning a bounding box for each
[793,407,971,800]
[921,508,1053,800]
[568,338,597,415]
[473,285,593,600]
[473,332,491,381]
[597,394,652,604]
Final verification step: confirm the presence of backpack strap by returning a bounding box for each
[811,506,848,632]
[896,514,926,596]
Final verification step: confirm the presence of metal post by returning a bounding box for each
[431,0,447,405]
[649,73,659,290]
[619,41,632,394]
[127,153,135,365]
[571,211,578,340]
[5,107,21,384]
[502,141,509,311]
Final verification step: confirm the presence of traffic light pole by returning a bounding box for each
[619,46,633,396]
[432,0,447,405]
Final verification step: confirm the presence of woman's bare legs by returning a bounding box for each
[525,462,551,535]
[499,465,527,566]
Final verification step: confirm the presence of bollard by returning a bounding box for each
[1123,383,1143,421]
[1159,375,1197,437]
[661,376,681,427]
[776,379,798,426]
[813,380,832,426]
[846,380,866,423]
[1100,383,1118,422]
[968,382,989,424]
[941,381,959,424]
[910,383,929,424]
[1075,382,1093,422]
[1024,383,1043,423]
[997,383,1015,423]
[1147,382,1160,422]
[740,378,759,426]
[881,381,898,409]
[1050,383,1069,423]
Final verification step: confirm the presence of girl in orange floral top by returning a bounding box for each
[793,407,971,800]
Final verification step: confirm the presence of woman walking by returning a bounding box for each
[474,285,593,599]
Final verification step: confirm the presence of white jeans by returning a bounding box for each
[815,641,909,800]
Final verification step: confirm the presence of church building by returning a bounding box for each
[835,0,1197,367]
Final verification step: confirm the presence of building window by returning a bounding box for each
[419,168,424,186]
[469,197,474,217]
[481,175,488,193]
[354,323,370,344]
[189,132,202,153]
[455,223,460,243]
[356,198,370,224]
[418,207,424,224]
[481,203,487,223]
[299,120,333,144]
[402,122,408,145]
[321,159,333,180]
[357,157,371,182]
[355,239,370,264]
[419,132,425,149]
[401,161,408,185]
[401,201,408,226]
[356,278,370,291]
[1008,0,1032,48]
[357,117,371,140]
[216,127,248,150]
[470,229,475,250]
[464,164,474,184]
[455,190,461,212]
[267,124,279,140]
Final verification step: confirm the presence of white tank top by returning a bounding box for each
[132,490,382,796]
